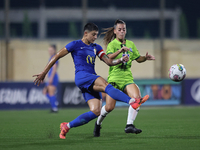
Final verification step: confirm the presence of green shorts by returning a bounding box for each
[109,80,135,92]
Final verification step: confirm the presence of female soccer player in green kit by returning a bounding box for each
[94,19,155,137]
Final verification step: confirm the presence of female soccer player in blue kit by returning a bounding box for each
[33,23,149,139]
[43,45,59,112]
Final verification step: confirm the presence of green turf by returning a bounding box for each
[0,106,200,150]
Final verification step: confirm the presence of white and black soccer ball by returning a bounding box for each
[169,64,186,82]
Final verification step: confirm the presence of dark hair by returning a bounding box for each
[50,44,57,54]
[84,23,99,32]
[50,44,56,50]
[102,19,126,46]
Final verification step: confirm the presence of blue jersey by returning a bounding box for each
[65,40,105,74]
[65,40,105,102]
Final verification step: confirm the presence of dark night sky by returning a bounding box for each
[0,0,199,38]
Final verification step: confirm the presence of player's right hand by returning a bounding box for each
[122,55,129,62]
[33,72,46,86]
[120,46,130,53]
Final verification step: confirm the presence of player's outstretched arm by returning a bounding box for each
[33,47,69,86]
[136,52,155,63]
[101,54,129,66]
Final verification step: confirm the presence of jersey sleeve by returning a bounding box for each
[131,42,140,60]
[106,43,114,55]
[96,44,106,59]
[65,41,76,52]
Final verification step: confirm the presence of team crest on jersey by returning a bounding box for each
[93,47,97,55]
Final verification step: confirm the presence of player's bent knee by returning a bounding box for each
[105,82,109,86]
[90,108,101,116]
[105,105,114,112]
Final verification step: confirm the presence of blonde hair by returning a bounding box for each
[102,19,126,46]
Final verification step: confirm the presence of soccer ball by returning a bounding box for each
[169,64,186,82]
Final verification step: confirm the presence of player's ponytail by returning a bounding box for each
[102,27,115,46]
[102,19,126,46]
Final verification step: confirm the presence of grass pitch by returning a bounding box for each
[0,106,200,150]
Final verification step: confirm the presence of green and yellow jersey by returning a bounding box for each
[106,38,140,91]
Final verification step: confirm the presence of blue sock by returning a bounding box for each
[46,94,57,110]
[105,84,131,104]
[69,111,98,128]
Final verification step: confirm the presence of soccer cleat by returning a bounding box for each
[50,109,58,113]
[59,122,70,139]
[130,95,149,110]
[125,124,142,134]
[93,121,101,137]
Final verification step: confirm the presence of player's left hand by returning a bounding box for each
[145,52,155,60]
[33,72,46,86]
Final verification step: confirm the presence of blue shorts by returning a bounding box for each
[46,74,59,87]
[75,71,102,102]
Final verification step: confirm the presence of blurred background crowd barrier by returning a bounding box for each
[0,79,200,109]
